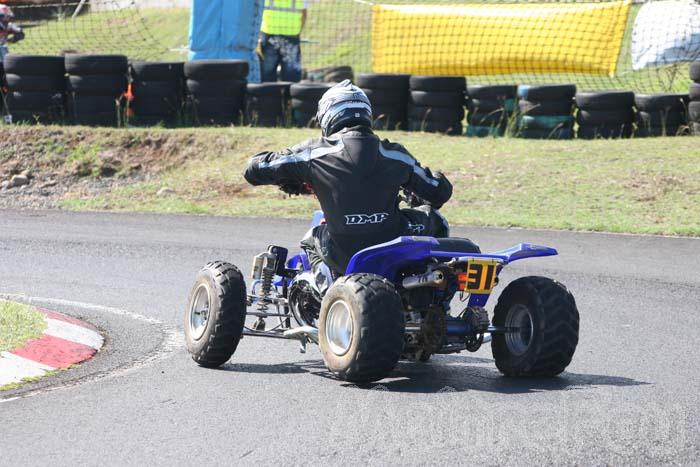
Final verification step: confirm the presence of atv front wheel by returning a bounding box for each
[319,273,405,383]
[185,261,247,368]
[492,276,579,377]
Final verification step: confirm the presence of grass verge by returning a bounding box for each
[2,125,696,236]
[0,300,47,353]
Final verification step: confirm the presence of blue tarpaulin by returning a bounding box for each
[189,0,264,82]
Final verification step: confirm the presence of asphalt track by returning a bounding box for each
[0,210,698,466]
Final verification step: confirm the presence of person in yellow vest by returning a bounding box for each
[259,0,307,82]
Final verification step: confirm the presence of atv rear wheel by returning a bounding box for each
[185,261,247,368]
[492,276,579,377]
[319,274,405,383]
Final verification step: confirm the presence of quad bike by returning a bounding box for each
[185,195,579,383]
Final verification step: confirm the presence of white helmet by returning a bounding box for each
[316,79,372,136]
[0,5,14,22]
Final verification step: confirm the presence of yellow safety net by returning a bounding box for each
[371,1,632,77]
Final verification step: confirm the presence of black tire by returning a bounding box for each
[65,54,128,75]
[372,110,406,131]
[517,127,574,139]
[410,90,463,107]
[692,122,700,135]
[688,101,700,122]
[67,74,127,96]
[407,118,463,135]
[466,125,505,137]
[289,82,332,99]
[67,95,121,125]
[690,61,700,82]
[407,104,464,122]
[467,84,517,100]
[7,110,52,124]
[635,93,688,112]
[356,73,410,90]
[185,261,247,368]
[3,55,65,75]
[492,276,579,377]
[518,99,573,116]
[292,109,318,127]
[6,91,63,111]
[290,98,319,113]
[183,59,249,80]
[577,124,633,139]
[5,73,65,92]
[132,95,181,115]
[132,80,183,98]
[409,75,465,92]
[576,109,634,125]
[518,115,573,130]
[467,97,513,113]
[467,110,508,127]
[690,83,700,101]
[319,273,404,382]
[636,110,685,128]
[517,84,576,101]
[246,82,290,97]
[362,88,406,106]
[130,61,184,81]
[324,69,354,83]
[635,126,684,137]
[575,91,635,110]
[186,78,246,98]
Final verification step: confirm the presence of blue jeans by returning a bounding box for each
[0,45,8,62]
[259,33,302,82]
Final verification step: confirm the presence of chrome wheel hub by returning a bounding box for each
[505,304,534,356]
[189,283,211,341]
[325,300,353,356]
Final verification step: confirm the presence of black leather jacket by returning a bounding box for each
[244,125,452,256]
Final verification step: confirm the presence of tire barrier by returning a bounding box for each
[357,73,410,131]
[305,65,354,83]
[465,84,517,137]
[245,82,291,127]
[289,81,332,128]
[634,93,689,137]
[517,84,575,139]
[129,61,185,127]
[65,54,128,126]
[408,75,466,135]
[184,60,248,126]
[575,91,634,139]
[690,64,700,136]
[3,55,66,124]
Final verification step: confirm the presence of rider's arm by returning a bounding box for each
[380,140,453,209]
[7,24,24,43]
[243,138,317,187]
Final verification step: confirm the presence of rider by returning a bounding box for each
[244,79,454,291]
[0,4,24,61]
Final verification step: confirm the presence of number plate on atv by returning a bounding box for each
[458,259,499,294]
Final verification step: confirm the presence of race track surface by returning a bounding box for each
[0,210,698,465]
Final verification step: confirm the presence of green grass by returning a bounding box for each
[39,126,700,237]
[10,3,693,92]
[0,300,46,353]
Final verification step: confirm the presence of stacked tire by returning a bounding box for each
[465,85,517,137]
[517,85,576,139]
[689,62,700,135]
[305,66,353,83]
[65,54,128,126]
[184,60,248,126]
[245,82,291,127]
[3,55,66,124]
[407,76,465,135]
[289,82,332,127]
[129,61,184,127]
[635,94,689,137]
[575,91,635,139]
[357,73,409,131]
[0,60,6,115]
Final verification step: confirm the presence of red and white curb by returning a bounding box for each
[0,308,103,387]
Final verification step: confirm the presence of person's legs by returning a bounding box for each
[300,225,347,294]
[0,45,8,62]
[259,34,280,82]
[278,35,302,82]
